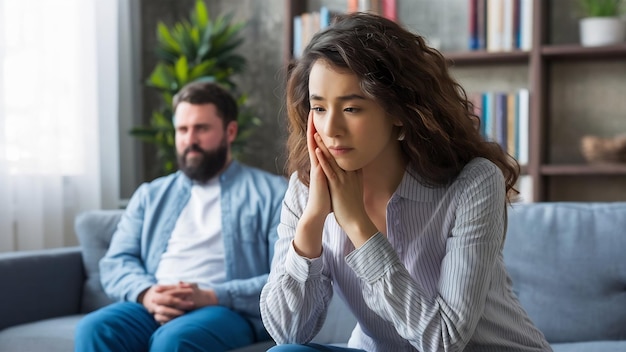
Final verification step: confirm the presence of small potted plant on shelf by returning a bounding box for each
[578,0,626,47]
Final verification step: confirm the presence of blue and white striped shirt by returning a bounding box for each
[260,158,552,352]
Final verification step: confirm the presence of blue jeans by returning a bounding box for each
[75,302,256,352]
[268,344,365,352]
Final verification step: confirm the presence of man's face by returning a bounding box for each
[174,102,237,182]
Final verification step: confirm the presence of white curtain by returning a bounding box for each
[0,0,120,252]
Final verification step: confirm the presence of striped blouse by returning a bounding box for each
[260,158,552,352]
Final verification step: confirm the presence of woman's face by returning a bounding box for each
[308,59,400,171]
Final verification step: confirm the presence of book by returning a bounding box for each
[507,92,517,156]
[512,0,521,48]
[293,15,302,58]
[358,0,371,12]
[477,0,487,49]
[469,0,479,50]
[502,0,514,51]
[486,0,503,52]
[381,0,397,21]
[482,92,495,140]
[347,0,359,13]
[517,88,530,165]
[519,0,533,50]
[495,92,508,149]
[320,6,341,29]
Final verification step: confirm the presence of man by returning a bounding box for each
[75,81,287,351]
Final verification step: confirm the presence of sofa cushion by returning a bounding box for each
[0,315,82,352]
[551,340,626,352]
[74,209,124,313]
[229,341,276,351]
[311,291,356,345]
[503,202,626,344]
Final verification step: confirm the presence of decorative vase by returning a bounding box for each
[579,17,626,47]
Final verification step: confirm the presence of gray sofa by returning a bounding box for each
[1,203,625,351]
[0,210,355,352]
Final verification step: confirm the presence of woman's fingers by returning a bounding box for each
[307,111,319,166]
[314,133,343,181]
[315,147,337,181]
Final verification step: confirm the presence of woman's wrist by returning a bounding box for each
[294,216,325,258]
[343,218,379,249]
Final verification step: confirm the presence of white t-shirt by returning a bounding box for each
[154,177,226,288]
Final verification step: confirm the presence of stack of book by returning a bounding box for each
[293,0,397,58]
[468,88,530,166]
[468,0,534,52]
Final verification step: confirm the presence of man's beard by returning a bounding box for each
[177,138,228,183]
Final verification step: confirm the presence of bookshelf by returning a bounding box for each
[284,0,626,202]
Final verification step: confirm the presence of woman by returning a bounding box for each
[260,12,551,352]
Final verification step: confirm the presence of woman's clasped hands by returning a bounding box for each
[296,111,378,257]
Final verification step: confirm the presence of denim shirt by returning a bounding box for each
[100,160,287,337]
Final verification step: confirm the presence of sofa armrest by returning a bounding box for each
[0,246,84,330]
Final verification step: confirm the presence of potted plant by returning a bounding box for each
[579,0,626,47]
[131,0,261,176]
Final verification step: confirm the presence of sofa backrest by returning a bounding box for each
[74,209,124,313]
[503,202,626,344]
[77,203,626,344]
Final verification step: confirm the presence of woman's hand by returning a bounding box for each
[313,129,378,248]
[293,111,332,258]
[304,111,332,220]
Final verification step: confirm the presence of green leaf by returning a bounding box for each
[192,0,209,28]
[197,24,214,59]
[188,59,218,80]
[156,22,180,53]
[579,0,623,16]
[172,22,197,60]
[214,51,246,75]
[174,56,189,86]
[236,94,248,105]
[211,25,236,50]
[129,127,158,141]
[161,92,174,107]
[212,38,245,58]
[190,27,201,48]
[154,47,180,65]
[146,63,177,90]
[152,110,174,128]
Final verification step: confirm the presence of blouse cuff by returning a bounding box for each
[285,240,324,283]
[345,232,400,284]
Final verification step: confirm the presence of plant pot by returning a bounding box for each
[579,17,626,47]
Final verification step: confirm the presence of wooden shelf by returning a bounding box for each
[446,43,626,65]
[540,163,626,175]
[445,50,530,66]
[541,43,626,61]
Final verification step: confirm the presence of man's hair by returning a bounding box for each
[173,81,238,126]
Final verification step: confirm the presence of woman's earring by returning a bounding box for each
[397,129,405,141]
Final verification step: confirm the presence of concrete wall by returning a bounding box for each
[211,0,289,176]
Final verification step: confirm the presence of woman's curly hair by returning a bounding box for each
[285,12,519,200]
